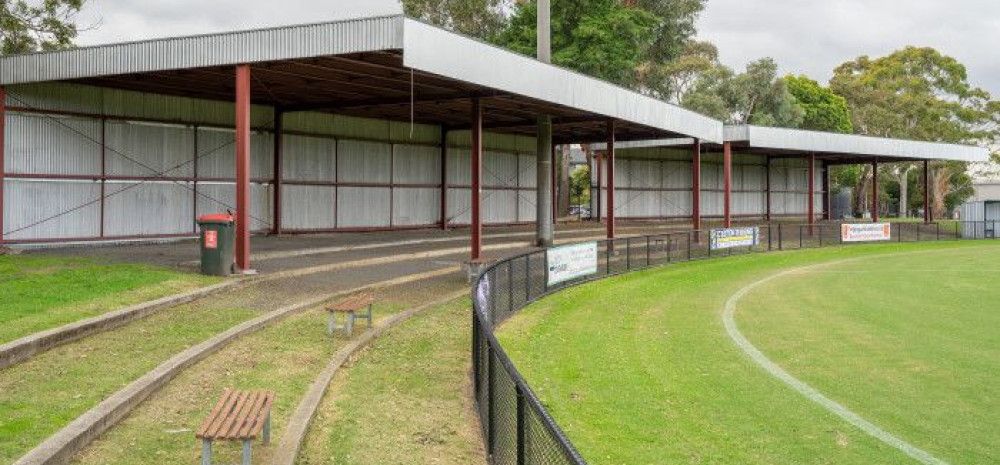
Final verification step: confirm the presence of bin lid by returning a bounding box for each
[197,213,234,224]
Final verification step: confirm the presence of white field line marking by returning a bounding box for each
[722,259,950,465]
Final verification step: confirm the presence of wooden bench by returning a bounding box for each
[325,292,374,336]
[196,389,274,465]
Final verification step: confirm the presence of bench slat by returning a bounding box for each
[233,391,267,439]
[328,293,374,312]
[221,391,258,439]
[196,388,234,438]
[210,390,248,438]
[198,389,242,439]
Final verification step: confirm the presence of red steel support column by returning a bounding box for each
[822,161,831,220]
[723,141,732,228]
[595,152,602,222]
[807,152,815,231]
[923,159,931,223]
[606,119,616,239]
[234,65,252,271]
[470,98,483,261]
[871,160,879,223]
[764,155,772,222]
[0,86,5,245]
[691,140,701,231]
[272,109,283,235]
[441,126,448,229]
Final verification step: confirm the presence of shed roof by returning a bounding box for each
[0,14,722,144]
[597,125,988,163]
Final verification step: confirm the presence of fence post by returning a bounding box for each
[667,237,672,263]
[472,312,480,398]
[516,389,526,465]
[646,236,651,267]
[606,240,611,274]
[778,224,783,250]
[799,225,803,249]
[819,224,823,247]
[626,237,631,270]
[687,232,692,261]
[543,253,549,293]
[936,222,940,241]
[508,263,514,314]
[525,255,531,301]
[487,345,495,458]
[767,224,772,251]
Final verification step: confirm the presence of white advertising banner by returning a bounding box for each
[710,227,760,250]
[841,223,892,242]
[546,242,598,286]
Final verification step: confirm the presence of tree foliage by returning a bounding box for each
[784,75,853,133]
[402,0,511,39]
[683,57,803,127]
[495,0,660,87]
[1,0,85,54]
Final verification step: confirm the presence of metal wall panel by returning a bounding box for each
[446,187,471,225]
[104,121,195,177]
[3,180,101,240]
[195,128,274,179]
[446,148,471,185]
[484,189,517,223]
[662,191,692,217]
[280,185,336,230]
[392,188,440,226]
[5,113,101,175]
[485,151,518,187]
[518,154,536,188]
[393,145,440,184]
[338,140,391,183]
[196,183,272,231]
[337,187,390,228]
[282,134,336,182]
[6,83,103,113]
[103,181,193,236]
[517,191,536,222]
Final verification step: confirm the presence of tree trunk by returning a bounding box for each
[896,167,912,218]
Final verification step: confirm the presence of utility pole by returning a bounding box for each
[535,0,554,246]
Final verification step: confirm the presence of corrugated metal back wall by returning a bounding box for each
[590,147,826,219]
[1,82,536,242]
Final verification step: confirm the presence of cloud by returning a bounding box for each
[698,0,1000,95]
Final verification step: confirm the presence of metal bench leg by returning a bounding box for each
[242,439,252,465]
[263,412,271,445]
[345,311,355,335]
[327,312,336,336]
[365,303,373,328]
[201,439,212,465]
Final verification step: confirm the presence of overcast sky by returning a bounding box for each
[75,0,1000,95]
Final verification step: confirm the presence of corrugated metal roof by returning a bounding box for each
[726,125,989,162]
[400,19,723,143]
[0,15,404,84]
[0,12,725,143]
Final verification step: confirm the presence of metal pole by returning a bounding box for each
[822,161,831,220]
[441,126,449,230]
[764,155,771,222]
[537,0,551,63]
[723,141,732,228]
[0,86,5,245]
[595,152,602,222]
[99,116,106,238]
[807,153,815,235]
[691,140,701,232]
[272,108,283,235]
[471,98,483,261]
[606,119,616,240]
[234,64,252,272]
[871,160,879,223]
[536,115,553,246]
[516,389,526,465]
[923,159,931,224]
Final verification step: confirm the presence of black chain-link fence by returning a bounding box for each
[471,220,998,465]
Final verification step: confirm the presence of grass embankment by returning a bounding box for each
[69,277,478,465]
[0,254,216,343]
[738,246,1000,464]
[297,297,484,465]
[498,241,999,465]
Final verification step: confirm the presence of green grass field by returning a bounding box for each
[0,254,216,343]
[499,241,999,465]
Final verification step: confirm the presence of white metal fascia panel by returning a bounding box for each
[0,15,404,85]
[401,19,723,143]
[735,125,989,162]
